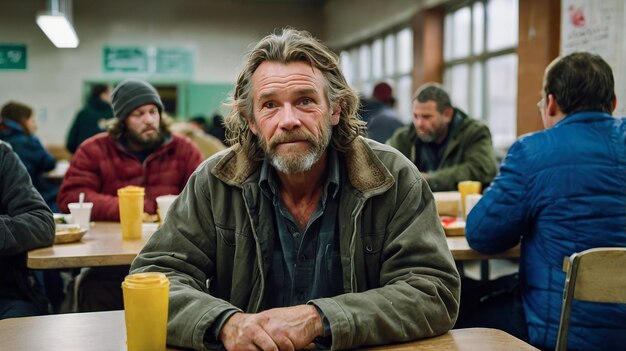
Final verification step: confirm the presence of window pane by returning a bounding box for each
[340,51,354,86]
[448,64,470,112]
[486,54,518,148]
[361,82,373,99]
[359,44,371,81]
[444,13,453,60]
[350,47,360,87]
[471,62,483,118]
[487,0,518,51]
[443,68,452,93]
[384,33,395,76]
[396,76,412,124]
[372,38,383,79]
[397,28,413,74]
[472,2,484,55]
[452,6,471,59]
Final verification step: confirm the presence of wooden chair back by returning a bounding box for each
[555,247,626,350]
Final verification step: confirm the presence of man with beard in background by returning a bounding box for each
[386,83,497,192]
[131,29,459,351]
[58,78,203,312]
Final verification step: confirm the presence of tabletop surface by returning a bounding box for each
[27,222,156,269]
[28,222,520,269]
[0,310,538,351]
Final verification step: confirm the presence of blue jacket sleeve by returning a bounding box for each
[465,140,531,254]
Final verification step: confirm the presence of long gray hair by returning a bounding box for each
[224,28,365,160]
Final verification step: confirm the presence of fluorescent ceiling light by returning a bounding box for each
[36,12,79,48]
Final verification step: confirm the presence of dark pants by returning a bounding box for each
[0,299,44,319]
[454,273,529,342]
[77,266,128,312]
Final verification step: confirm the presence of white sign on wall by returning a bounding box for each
[561,0,626,116]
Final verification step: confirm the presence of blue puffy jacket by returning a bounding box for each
[466,111,626,350]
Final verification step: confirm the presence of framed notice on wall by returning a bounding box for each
[103,45,194,77]
[561,0,626,116]
[103,46,149,73]
[0,44,27,70]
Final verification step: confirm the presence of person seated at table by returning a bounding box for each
[461,52,626,350]
[0,140,55,319]
[66,83,114,154]
[130,28,460,351]
[58,79,203,312]
[386,83,498,191]
[0,101,59,212]
[358,82,404,143]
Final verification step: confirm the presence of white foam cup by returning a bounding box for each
[156,195,177,223]
[67,202,93,231]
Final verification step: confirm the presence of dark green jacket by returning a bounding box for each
[66,97,113,153]
[386,109,497,191]
[131,137,460,351]
[0,141,55,311]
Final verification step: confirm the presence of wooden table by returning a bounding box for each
[28,222,519,269]
[27,222,157,269]
[364,327,538,350]
[43,160,69,184]
[0,310,538,351]
[0,311,183,351]
[447,236,520,261]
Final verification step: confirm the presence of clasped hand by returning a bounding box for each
[219,305,324,351]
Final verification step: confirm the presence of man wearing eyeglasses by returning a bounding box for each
[463,52,626,350]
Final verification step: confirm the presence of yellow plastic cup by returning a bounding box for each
[118,186,144,240]
[457,180,482,220]
[122,272,170,351]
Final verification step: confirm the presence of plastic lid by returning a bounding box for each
[117,186,145,195]
[122,272,169,289]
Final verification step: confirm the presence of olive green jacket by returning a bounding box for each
[386,109,498,191]
[131,137,460,351]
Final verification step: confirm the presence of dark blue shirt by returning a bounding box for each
[259,148,343,309]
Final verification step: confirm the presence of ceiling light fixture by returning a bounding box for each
[36,0,79,48]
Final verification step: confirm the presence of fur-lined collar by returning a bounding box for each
[211,136,394,194]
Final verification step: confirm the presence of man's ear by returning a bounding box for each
[611,96,617,113]
[246,114,258,135]
[442,107,454,123]
[330,104,341,126]
[546,94,560,117]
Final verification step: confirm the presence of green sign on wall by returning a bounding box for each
[103,46,149,73]
[0,44,27,70]
[156,48,193,75]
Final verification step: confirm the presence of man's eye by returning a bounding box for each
[263,102,276,109]
[299,98,312,105]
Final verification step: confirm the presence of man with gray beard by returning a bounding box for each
[131,29,460,351]
[386,83,498,192]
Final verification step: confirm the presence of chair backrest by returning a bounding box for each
[555,247,626,351]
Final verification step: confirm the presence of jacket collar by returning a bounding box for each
[0,119,26,135]
[211,136,394,194]
[555,111,614,127]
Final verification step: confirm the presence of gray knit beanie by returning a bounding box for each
[111,79,164,120]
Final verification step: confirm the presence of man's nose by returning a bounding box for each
[278,104,301,129]
[414,117,424,128]
[143,112,157,123]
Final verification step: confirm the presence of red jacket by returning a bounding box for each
[58,133,203,221]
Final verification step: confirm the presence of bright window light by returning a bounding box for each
[36,13,79,48]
